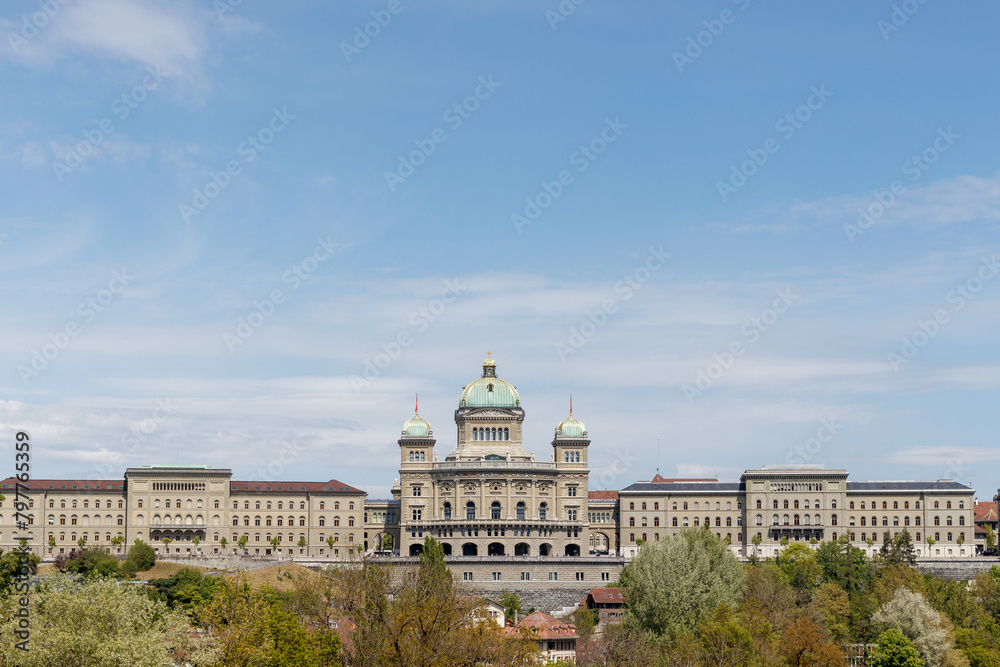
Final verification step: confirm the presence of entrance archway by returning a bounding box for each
[564,544,580,556]
[462,543,478,556]
[409,543,423,556]
[488,542,505,556]
[442,542,452,556]
[539,543,552,556]
[514,542,529,556]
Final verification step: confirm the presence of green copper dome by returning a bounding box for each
[459,354,521,408]
[555,415,586,438]
[402,415,432,438]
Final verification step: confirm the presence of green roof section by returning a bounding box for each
[460,376,521,408]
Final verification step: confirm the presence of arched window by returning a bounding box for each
[959,501,964,509]
[832,514,838,526]
[726,516,732,526]
[934,501,939,509]
[444,502,452,520]
[693,517,700,526]
[773,500,778,509]
[904,516,910,526]
[672,517,678,526]
[784,500,789,509]
[516,502,525,520]
[629,517,635,527]
[641,517,648,527]
[756,500,761,509]
[333,516,340,526]
[673,502,678,510]
[504,428,509,440]
[946,516,953,526]
[934,516,940,526]
[947,501,952,509]
[793,514,800,526]
[772,514,779,525]
[683,502,688,510]
[654,517,660,526]
[959,516,965,526]
[467,502,476,520]
[319,517,325,526]
[539,503,547,520]
[794,500,799,509]
[654,502,659,510]
[893,516,899,526]
[348,518,355,527]
[715,517,721,527]
[641,502,647,510]
[756,514,763,526]
[491,502,501,520]
[916,516,921,525]
[629,502,635,511]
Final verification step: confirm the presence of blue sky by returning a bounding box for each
[2,0,999,499]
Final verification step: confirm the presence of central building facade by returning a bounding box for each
[397,355,590,558]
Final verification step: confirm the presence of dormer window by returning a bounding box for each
[487,383,494,391]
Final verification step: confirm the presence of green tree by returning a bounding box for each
[870,628,925,667]
[499,589,524,624]
[62,548,120,579]
[48,535,57,553]
[0,549,41,594]
[621,526,747,639]
[298,536,307,550]
[326,535,335,552]
[0,573,216,666]
[986,527,997,552]
[162,536,173,552]
[220,536,229,551]
[873,588,949,667]
[122,538,157,576]
[192,536,201,552]
[777,543,823,591]
[270,536,281,553]
[110,535,125,554]
[238,535,249,552]
[148,567,218,610]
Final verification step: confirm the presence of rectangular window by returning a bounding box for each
[568,509,577,521]
[549,572,558,581]
[567,487,577,497]
[463,572,473,581]
[575,572,585,581]
[412,486,421,497]
[520,572,530,581]
[492,572,501,581]
[412,509,421,521]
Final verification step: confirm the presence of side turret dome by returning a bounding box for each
[402,415,432,438]
[555,415,586,438]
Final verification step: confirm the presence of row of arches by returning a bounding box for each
[444,501,548,521]
[407,542,579,557]
[473,427,509,441]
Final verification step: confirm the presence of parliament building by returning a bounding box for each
[0,355,977,562]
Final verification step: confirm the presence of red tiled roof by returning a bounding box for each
[229,480,365,494]
[510,611,577,640]
[588,490,619,501]
[587,587,624,605]
[975,502,998,522]
[650,474,717,483]
[0,478,124,491]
